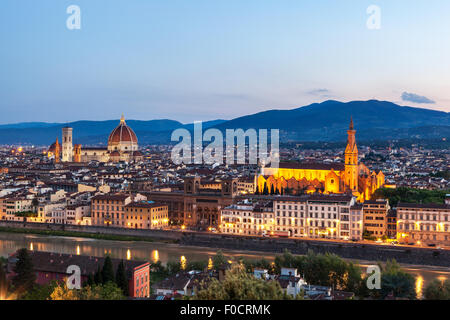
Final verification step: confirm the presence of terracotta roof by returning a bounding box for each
[108,117,138,144]
[276,162,345,171]
[8,251,148,278]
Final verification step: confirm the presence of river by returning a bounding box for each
[0,232,448,299]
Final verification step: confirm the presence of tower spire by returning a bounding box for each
[349,116,354,130]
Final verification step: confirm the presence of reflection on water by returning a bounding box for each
[180,256,187,270]
[1,232,449,299]
[415,276,424,299]
[152,250,159,263]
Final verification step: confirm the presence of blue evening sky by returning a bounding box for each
[1,0,449,123]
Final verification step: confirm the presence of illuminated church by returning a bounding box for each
[48,115,143,163]
[256,118,385,201]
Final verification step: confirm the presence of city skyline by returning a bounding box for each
[2,1,450,124]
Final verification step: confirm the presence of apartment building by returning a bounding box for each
[306,195,355,239]
[273,194,356,239]
[363,199,389,238]
[397,202,450,246]
[65,204,91,225]
[124,201,169,229]
[349,204,364,240]
[220,201,274,236]
[386,208,397,239]
[91,194,132,226]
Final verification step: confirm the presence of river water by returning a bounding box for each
[0,232,448,299]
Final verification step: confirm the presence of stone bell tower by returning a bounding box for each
[62,126,73,162]
[344,117,358,193]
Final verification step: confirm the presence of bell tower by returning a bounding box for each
[344,117,358,192]
[62,127,73,162]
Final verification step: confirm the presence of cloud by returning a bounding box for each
[307,88,330,96]
[401,92,435,104]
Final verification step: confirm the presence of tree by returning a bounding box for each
[194,263,290,300]
[115,260,129,296]
[380,260,415,299]
[86,274,95,287]
[262,182,268,195]
[22,281,59,300]
[212,250,228,270]
[0,259,10,300]
[270,184,275,195]
[101,256,115,284]
[50,282,79,300]
[12,248,36,294]
[424,279,450,300]
[94,266,103,284]
[79,282,125,300]
[50,281,125,300]
[254,186,259,195]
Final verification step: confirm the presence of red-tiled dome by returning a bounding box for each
[108,115,138,145]
[48,138,61,153]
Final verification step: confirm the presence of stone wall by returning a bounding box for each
[179,233,450,267]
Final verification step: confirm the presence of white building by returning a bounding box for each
[273,194,356,240]
[220,201,274,236]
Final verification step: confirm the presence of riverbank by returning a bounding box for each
[0,226,175,243]
[1,220,449,268]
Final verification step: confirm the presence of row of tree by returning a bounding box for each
[0,248,128,300]
[371,187,450,207]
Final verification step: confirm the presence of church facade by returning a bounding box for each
[48,115,143,163]
[256,118,385,202]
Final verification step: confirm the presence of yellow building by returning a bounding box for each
[256,118,384,202]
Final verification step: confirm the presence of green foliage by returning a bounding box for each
[213,250,228,270]
[49,281,125,300]
[186,260,208,272]
[274,250,363,293]
[430,170,450,180]
[21,281,59,300]
[0,259,10,299]
[94,266,103,284]
[101,256,115,284]
[372,187,449,207]
[12,248,36,294]
[380,260,416,299]
[194,263,290,300]
[424,279,450,300]
[115,260,128,296]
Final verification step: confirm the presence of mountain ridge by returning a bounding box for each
[1,100,448,145]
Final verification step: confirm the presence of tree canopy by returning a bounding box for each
[194,263,290,300]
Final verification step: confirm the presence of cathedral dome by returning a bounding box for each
[107,115,138,145]
[48,138,61,154]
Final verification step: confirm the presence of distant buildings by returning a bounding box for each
[48,115,143,163]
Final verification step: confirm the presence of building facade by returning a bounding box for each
[363,199,389,238]
[220,201,274,236]
[256,119,385,202]
[397,202,450,246]
[48,115,143,163]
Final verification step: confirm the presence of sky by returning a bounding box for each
[1,0,450,124]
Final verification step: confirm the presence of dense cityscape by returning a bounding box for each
[0,117,448,301]
[1,1,450,314]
